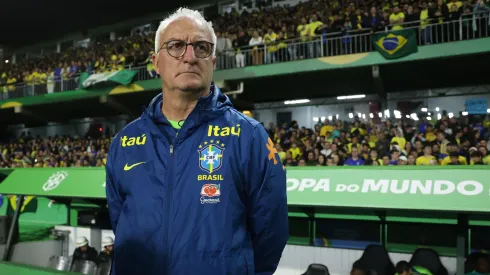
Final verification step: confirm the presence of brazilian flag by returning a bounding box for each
[372,29,418,59]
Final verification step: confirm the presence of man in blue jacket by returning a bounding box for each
[105,7,289,275]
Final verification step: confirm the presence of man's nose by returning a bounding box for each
[182,45,197,62]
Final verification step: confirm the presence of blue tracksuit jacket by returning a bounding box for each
[105,85,289,275]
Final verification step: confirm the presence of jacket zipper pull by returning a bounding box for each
[170,145,174,155]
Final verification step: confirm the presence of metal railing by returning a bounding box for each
[1,12,488,100]
[0,65,159,101]
[215,11,490,69]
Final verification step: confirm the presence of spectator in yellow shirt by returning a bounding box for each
[447,152,463,165]
[320,122,334,137]
[289,142,301,160]
[470,151,485,165]
[391,128,407,150]
[478,146,490,164]
[425,125,437,142]
[436,131,449,154]
[416,144,437,165]
[440,143,468,165]
[390,6,405,30]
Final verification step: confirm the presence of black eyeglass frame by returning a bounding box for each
[157,40,215,59]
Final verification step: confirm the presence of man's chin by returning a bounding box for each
[177,82,207,93]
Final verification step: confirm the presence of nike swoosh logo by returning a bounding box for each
[124,162,147,171]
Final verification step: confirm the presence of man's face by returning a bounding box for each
[152,18,216,94]
[80,245,88,253]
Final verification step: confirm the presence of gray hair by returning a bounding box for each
[154,7,217,56]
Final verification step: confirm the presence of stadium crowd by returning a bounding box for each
[1,0,489,91]
[0,30,156,95]
[0,133,110,168]
[1,114,489,168]
[267,114,490,167]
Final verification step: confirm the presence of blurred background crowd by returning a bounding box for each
[0,134,110,169]
[267,114,490,167]
[1,114,490,168]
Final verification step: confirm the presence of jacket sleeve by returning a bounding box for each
[106,138,124,234]
[243,124,288,275]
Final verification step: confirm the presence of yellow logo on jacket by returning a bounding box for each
[207,125,241,137]
[375,33,408,55]
[121,134,146,147]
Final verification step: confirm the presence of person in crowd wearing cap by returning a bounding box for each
[398,155,408,165]
[71,236,98,264]
[97,236,114,264]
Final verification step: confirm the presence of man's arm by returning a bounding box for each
[244,125,289,275]
[105,139,124,233]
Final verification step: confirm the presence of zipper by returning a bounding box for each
[164,133,177,274]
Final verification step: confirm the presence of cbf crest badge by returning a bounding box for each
[198,140,225,174]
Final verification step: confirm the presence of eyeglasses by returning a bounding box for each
[159,40,214,59]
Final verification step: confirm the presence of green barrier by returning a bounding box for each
[0,262,77,275]
[286,166,490,212]
[0,166,489,213]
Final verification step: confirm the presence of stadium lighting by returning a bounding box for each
[328,115,333,121]
[437,113,442,120]
[411,113,419,121]
[421,107,428,112]
[378,112,382,118]
[435,107,440,111]
[362,114,366,119]
[427,112,431,115]
[320,116,326,121]
[426,116,432,120]
[384,109,390,118]
[348,113,354,118]
[487,109,490,113]
[337,94,366,100]
[313,117,319,122]
[462,111,468,116]
[4,60,8,64]
[394,110,401,119]
[448,112,454,118]
[369,113,374,118]
[358,113,362,118]
[405,115,410,118]
[284,99,310,105]
[335,114,339,119]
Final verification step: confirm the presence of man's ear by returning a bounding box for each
[152,53,160,75]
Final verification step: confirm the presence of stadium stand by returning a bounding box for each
[0,0,489,98]
[1,114,489,168]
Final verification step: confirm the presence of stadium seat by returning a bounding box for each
[96,261,112,275]
[301,263,330,275]
[355,244,396,275]
[409,248,448,275]
[71,259,98,275]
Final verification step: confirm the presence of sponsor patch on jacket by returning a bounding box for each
[200,184,221,204]
[198,141,225,174]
